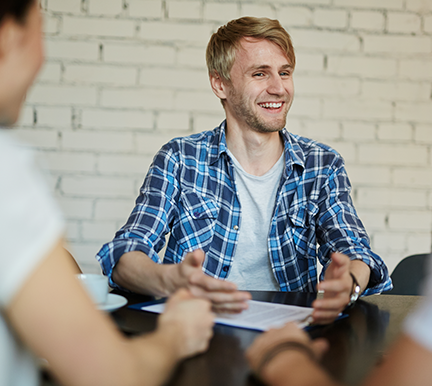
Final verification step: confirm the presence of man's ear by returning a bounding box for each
[0,16,22,60]
[209,71,228,101]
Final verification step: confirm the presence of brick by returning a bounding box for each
[286,118,302,135]
[278,6,313,27]
[240,4,276,19]
[174,90,225,112]
[274,0,330,4]
[82,221,118,241]
[393,168,432,187]
[355,209,387,231]
[285,97,321,118]
[388,211,431,231]
[289,29,360,52]
[140,22,213,43]
[295,75,359,97]
[36,107,72,127]
[295,53,324,72]
[345,165,391,185]
[27,85,97,106]
[167,1,201,20]
[57,197,94,219]
[363,35,431,54]
[358,144,427,165]
[377,123,412,141]
[104,44,175,65]
[362,80,430,101]
[313,9,347,29]
[37,62,62,82]
[43,15,60,35]
[136,132,178,154]
[333,0,403,9]
[139,67,208,90]
[321,141,356,163]
[400,59,432,80]
[62,131,134,152]
[45,40,99,61]
[64,64,137,85]
[157,112,190,130]
[97,154,153,174]
[415,126,432,144]
[61,175,135,197]
[36,150,96,172]
[62,17,135,38]
[342,123,375,140]
[301,121,340,140]
[374,232,406,251]
[95,199,135,220]
[327,56,397,78]
[203,3,238,22]
[406,0,432,12]
[128,0,163,18]
[357,188,427,208]
[13,128,59,149]
[65,221,80,241]
[407,233,432,253]
[323,99,392,120]
[47,0,82,13]
[88,0,123,16]
[193,113,227,133]
[17,106,35,126]
[67,242,103,271]
[101,88,174,109]
[350,11,385,31]
[81,109,153,129]
[395,102,432,123]
[177,47,207,68]
[387,12,421,34]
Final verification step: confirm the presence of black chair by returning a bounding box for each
[386,253,431,296]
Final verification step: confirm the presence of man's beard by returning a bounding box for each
[229,88,289,133]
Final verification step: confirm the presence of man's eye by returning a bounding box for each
[253,73,264,77]
[280,71,291,77]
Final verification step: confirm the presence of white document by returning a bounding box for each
[141,300,313,331]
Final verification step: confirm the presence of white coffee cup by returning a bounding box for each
[77,273,108,305]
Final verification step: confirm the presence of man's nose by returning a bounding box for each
[267,75,285,95]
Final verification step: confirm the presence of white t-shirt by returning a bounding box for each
[404,257,432,351]
[226,149,284,291]
[0,131,64,386]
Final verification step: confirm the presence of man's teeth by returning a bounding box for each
[260,102,282,108]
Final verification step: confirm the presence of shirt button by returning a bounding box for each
[222,265,229,272]
[233,225,239,230]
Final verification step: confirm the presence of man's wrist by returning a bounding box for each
[348,272,361,306]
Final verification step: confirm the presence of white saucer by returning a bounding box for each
[98,294,128,312]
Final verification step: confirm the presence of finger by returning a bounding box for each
[312,309,341,324]
[189,271,239,292]
[325,252,351,280]
[313,296,348,312]
[212,302,249,313]
[183,249,205,268]
[166,288,194,306]
[317,278,351,294]
[190,285,251,304]
[311,339,329,359]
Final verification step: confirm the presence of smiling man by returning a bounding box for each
[97,17,392,323]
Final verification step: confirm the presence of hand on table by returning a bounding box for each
[246,323,328,382]
[174,249,251,313]
[158,288,215,359]
[312,252,353,324]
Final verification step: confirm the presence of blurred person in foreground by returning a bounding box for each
[247,254,432,386]
[97,16,391,323]
[0,1,214,386]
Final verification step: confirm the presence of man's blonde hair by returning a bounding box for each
[206,17,295,82]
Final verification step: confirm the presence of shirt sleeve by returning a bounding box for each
[315,157,392,296]
[96,144,181,289]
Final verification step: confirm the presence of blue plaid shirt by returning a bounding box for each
[97,121,392,295]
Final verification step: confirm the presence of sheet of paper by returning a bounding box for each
[140,300,313,331]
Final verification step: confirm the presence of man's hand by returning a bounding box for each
[157,288,215,359]
[171,249,251,313]
[312,252,353,324]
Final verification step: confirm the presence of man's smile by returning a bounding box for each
[258,102,284,109]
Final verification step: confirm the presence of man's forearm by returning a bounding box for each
[112,251,178,297]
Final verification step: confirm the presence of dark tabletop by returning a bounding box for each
[110,291,422,386]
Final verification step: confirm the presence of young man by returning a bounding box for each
[97,17,391,323]
[0,1,214,385]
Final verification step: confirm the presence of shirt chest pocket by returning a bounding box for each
[172,191,219,249]
[287,200,319,228]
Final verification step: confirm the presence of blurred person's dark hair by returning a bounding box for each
[0,0,35,24]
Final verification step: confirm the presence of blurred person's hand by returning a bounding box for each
[158,288,215,359]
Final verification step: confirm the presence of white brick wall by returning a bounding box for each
[16,0,432,275]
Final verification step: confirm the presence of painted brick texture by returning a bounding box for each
[18,0,432,274]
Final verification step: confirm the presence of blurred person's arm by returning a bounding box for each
[113,249,251,313]
[6,239,214,386]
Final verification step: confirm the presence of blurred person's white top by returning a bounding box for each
[0,130,64,386]
[405,257,432,351]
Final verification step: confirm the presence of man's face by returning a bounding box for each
[222,38,294,134]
